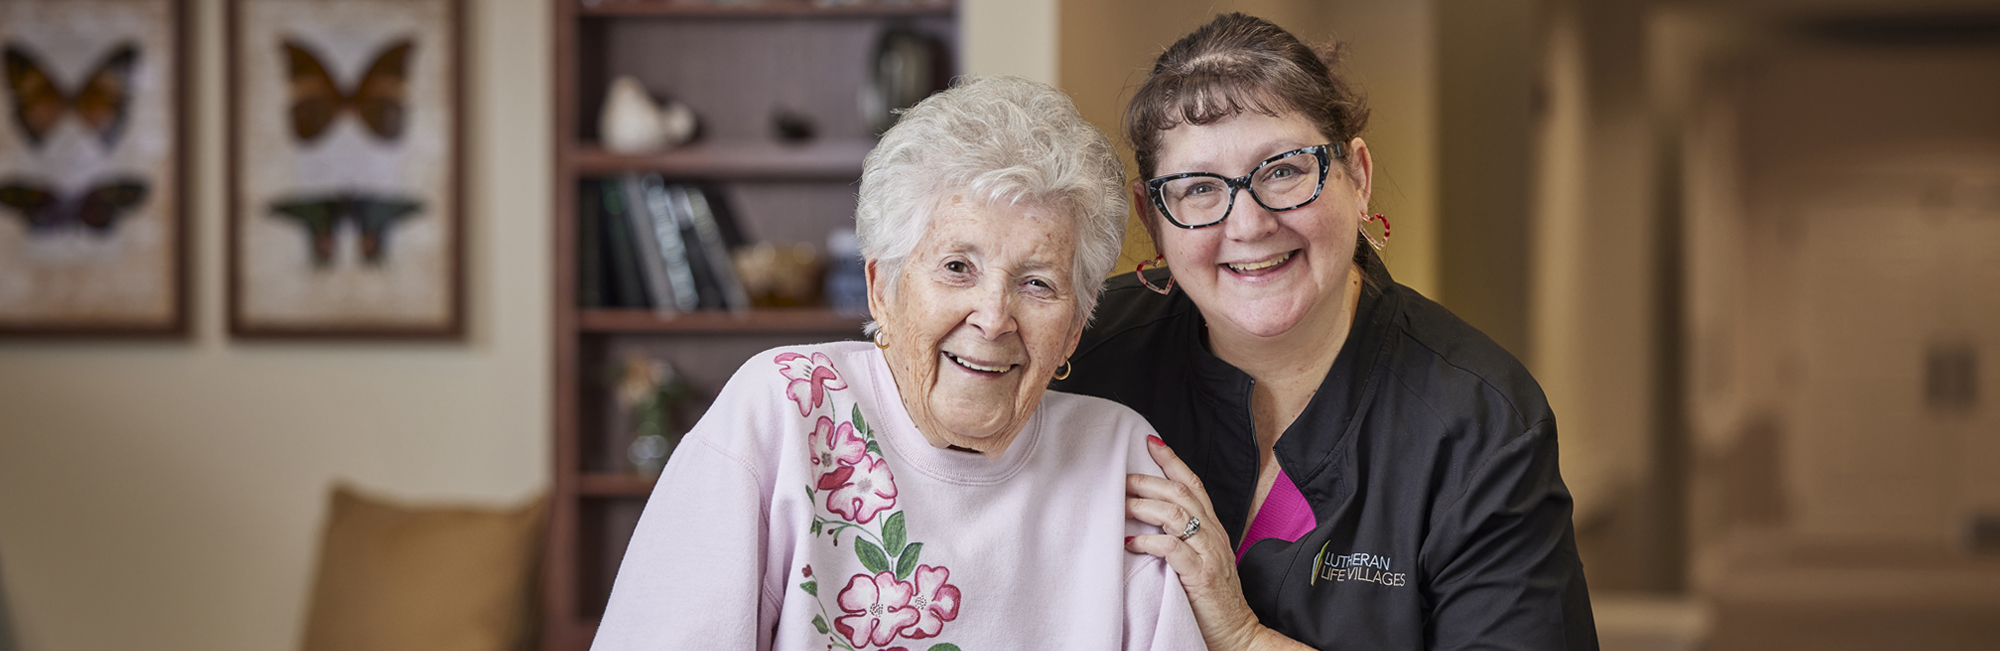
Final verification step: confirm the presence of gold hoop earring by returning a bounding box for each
[1053,359,1072,380]
[1135,256,1174,296]
[872,330,889,349]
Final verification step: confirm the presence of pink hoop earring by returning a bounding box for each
[1135,256,1174,295]
[1360,213,1391,251]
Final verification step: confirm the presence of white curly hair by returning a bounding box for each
[855,75,1128,334]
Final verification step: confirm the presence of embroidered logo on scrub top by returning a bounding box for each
[1311,543,1408,587]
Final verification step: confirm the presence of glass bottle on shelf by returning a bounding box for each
[615,354,691,477]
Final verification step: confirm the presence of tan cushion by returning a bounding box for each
[301,484,544,651]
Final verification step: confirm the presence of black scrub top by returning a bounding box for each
[1053,250,1598,650]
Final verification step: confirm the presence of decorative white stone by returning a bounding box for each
[599,76,696,153]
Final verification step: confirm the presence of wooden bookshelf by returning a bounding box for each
[569,139,874,179]
[577,0,951,19]
[578,307,867,333]
[576,473,656,497]
[546,2,956,649]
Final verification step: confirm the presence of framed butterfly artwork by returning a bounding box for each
[226,0,462,338]
[0,0,187,336]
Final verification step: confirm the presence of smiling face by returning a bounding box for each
[1143,110,1371,342]
[867,197,1086,458]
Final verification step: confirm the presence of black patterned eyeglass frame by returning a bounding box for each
[1144,142,1343,230]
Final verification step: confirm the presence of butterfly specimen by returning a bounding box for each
[3,42,138,149]
[283,38,413,143]
[0,177,149,234]
[268,193,423,266]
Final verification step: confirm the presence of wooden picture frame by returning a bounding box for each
[227,0,464,339]
[0,0,188,337]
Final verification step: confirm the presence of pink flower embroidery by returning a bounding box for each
[834,571,920,648]
[810,417,867,471]
[811,416,869,491]
[775,352,847,417]
[900,565,962,639]
[825,454,898,523]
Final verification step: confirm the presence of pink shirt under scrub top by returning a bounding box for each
[593,341,1203,651]
[1236,467,1318,562]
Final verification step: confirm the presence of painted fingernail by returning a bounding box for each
[1125,536,1135,545]
[1147,435,1164,447]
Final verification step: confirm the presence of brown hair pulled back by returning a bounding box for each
[1125,13,1370,181]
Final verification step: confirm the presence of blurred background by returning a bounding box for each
[1,0,1996,649]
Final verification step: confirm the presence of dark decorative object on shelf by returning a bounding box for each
[860,26,950,135]
[771,107,817,144]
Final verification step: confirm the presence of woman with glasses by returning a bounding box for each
[1052,13,1599,651]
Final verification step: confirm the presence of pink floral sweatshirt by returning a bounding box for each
[592,341,1204,651]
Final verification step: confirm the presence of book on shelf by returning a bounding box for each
[580,174,752,314]
[670,183,751,312]
[578,179,604,309]
[596,178,650,309]
[627,174,695,313]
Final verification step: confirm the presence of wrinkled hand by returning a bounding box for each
[1125,435,1285,651]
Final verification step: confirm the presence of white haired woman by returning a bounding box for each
[592,77,1204,651]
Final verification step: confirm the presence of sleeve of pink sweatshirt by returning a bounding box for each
[1126,554,1207,651]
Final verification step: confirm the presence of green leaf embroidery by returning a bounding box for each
[800,579,818,596]
[855,538,890,574]
[866,440,883,456]
[884,512,907,556]
[895,542,923,580]
[852,404,869,436]
[812,614,829,634]
[928,644,962,651]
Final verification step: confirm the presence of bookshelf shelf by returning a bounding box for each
[570,140,874,180]
[578,473,657,497]
[577,0,952,18]
[577,307,866,333]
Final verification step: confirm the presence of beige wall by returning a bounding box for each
[964,0,1057,84]
[0,0,551,649]
[1435,0,1538,357]
[1529,0,1683,591]
[1693,22,2000,565]
[1057,0,1439,295]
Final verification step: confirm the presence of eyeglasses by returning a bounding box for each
[1144,143,1339,229]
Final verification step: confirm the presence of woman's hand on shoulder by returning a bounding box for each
[1126,436,1314,651]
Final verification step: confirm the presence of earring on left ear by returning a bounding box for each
[1135,256,1174,296]
[1360,212,1391,250]
[1053,359,1072,381]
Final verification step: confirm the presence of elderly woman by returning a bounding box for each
[592,77,1203,651]
[1052,13,1598,651]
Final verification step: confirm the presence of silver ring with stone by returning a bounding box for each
[1177,515,1202,541]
